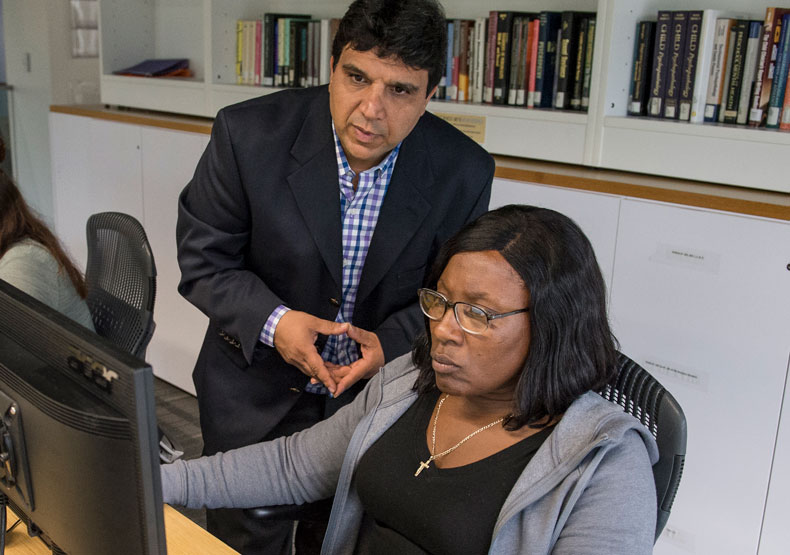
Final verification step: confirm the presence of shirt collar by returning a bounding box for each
[332,121,401,182]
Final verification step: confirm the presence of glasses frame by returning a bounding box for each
[417,288,529,335]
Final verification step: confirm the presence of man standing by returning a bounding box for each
[176,0,494,552]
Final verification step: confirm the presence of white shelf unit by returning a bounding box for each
[97,0,790,190]
[593,0,790,192]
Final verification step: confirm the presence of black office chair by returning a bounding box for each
[84,211,183,463]
[85,211,157,359]
[598,352,687,541]
[246,351,687,545]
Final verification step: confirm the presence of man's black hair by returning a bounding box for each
[332,0,447,95]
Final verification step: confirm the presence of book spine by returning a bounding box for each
[678,11,702,121]
[689,11,721,122]
[756,9,790,126]
[704,18,733,122]
[277,18,286,86]
[254,20,262,86]
[748,8,776,125]
[570,15,588,109]
[722,19,749,124]
[467,22,476,101]
[648,10,672,117]
[459,20,471,102]
[527,18,540,108]
[628,21,652,116]
[664,11,688,119]
[534,12,549,107]
[507,16,523,105]
[319,19,331,85]
[473,18,486,104]
[717,23,737,122]
[236,20,244,85]
[780,64,790,129]
[736,21,762,124]
[484,11,498,103]
[452,19,461,100]
[551,26,562,105]
[273,19,280,86]
[493,12,514,104]
[766,14,790,128]
[288,19,297,86]
[581,15,595,110]
[555,11,578,109]
[263,15,275,86]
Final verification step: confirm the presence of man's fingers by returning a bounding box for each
[345,324,371,344]
[305,353,336,394]
[312,318,349,337]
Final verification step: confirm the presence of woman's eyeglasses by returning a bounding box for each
[417,288,529,335]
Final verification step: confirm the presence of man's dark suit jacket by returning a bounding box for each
[176,86,494,454]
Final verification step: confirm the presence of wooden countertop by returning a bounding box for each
[50,104,790,221]
[4,505,238,554]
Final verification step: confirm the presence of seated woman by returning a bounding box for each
[162,205,657,554]
[0,171,95,331]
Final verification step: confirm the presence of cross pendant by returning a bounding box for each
[414,460,431,477]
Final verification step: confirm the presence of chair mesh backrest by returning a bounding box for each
[84,212,157,359]
[598,352,687,542]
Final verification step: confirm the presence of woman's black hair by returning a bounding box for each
[331,0,447,95]
[412,205,618,429]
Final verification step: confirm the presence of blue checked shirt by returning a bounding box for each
[260,123,401,393]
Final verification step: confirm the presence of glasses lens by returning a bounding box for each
[456,303,489,334]
[419,289,446,320]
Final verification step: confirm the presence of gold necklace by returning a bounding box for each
[414,393,506,477]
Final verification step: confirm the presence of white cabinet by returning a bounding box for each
[97,0,790,191]
[50,112,144,268]
[141,127,209,394]
[50,112,208,393]
[609,199,790,554]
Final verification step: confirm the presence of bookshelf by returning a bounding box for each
[97,0,789,191]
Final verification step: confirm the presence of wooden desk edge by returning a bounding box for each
[5,505,238,554]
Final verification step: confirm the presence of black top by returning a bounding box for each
[354,389,555,555]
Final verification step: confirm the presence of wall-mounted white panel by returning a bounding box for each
[490,178,621,297]
[141,126,209,393]
[51,112,144,267]
[609,199,790,555]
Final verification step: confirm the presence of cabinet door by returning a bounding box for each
[609,199,790,555]
[141,127,209,393]
[490,178,621,296]
[759,354,790,554]
[50,113,144,267]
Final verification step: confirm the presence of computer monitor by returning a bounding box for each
[0,279,166,554]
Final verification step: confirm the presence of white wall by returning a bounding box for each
[2,0,99,224]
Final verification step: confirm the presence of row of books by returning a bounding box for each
[628,7,790,130]
[234,10,596,113]
[438,11,596,110]
[235,14,339,88]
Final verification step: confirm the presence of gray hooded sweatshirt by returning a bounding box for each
[163,354,658,554]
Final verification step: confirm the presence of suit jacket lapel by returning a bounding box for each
[287,89,343,291]
[357,123,432,304]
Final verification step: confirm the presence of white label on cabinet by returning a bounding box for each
[643,357,707,392]
[659,523,696,552]
[649,243,721,274]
